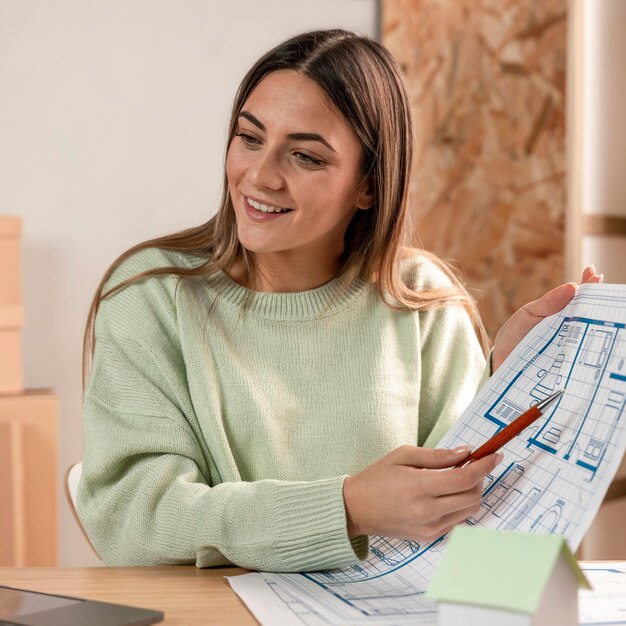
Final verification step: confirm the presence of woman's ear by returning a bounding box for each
[356,177,376,211]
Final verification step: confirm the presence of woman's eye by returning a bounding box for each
[235,131,260,147]
[294,152,324,167]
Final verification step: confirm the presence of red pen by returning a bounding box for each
[454,389,564,468]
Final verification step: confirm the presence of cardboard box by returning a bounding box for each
[0,389,58,566]
[0,216,23,394]
[0,305,24,395]
[0,215,22,307]
[0,328,23,394]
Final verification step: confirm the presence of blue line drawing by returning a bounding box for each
[478,313,626,478]
[228,284,626,626]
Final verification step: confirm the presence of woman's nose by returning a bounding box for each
[247,150,284,190]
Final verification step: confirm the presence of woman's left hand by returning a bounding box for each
[491,265,604,372]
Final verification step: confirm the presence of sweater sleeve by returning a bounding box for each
[77,250,367,572]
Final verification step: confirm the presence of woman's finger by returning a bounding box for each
[437,502,481,530]
[427,484,483,519]
[581,265,603,284]
[419,453,500,497]
[415,502,480,542]
[581,265,593,282]
[393,444,472,470]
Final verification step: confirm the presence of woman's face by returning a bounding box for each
[226,69,373,268]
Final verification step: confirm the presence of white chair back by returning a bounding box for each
[64,461,100,560]
[66,461,83,511]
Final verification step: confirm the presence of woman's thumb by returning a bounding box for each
[396,445,472,469]
[524,282,578,319]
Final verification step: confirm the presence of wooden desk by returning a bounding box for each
[3,563,620,625]
[0,566,258,625]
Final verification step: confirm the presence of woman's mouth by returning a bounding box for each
[244,196,293,221]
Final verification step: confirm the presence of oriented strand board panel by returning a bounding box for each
[382,0,567,339]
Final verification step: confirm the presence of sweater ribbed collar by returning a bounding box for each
[210,270,370,320]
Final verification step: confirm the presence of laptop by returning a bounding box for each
[0,585,163,626]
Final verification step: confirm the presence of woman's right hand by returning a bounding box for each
[343,445,502,541]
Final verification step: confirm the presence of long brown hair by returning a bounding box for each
[83,29,489,390]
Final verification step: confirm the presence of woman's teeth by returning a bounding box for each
[247,197,291,213]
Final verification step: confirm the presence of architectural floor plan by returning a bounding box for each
[228,284,626,626]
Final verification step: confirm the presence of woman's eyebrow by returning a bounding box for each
[239,111,336,153]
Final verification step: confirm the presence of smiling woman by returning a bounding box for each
[76,29,600,573]
[226,70,375,291]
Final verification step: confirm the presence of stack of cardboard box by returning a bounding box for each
[0,215,23,394]
[0,215,58,566]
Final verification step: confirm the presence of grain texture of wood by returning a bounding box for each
[0,566,258,625]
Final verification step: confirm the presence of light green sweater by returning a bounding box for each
[77,247,488,572]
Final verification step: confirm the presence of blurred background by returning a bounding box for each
[0,0,624,567]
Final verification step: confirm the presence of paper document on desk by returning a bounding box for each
[228,283,626,626]
[580,562,626,625]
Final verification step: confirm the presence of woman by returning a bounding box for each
[77,29,601,572]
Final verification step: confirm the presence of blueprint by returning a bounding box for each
[580,562,626,625]
[228,284,626,626]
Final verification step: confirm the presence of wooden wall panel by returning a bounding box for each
[382,0,567,339]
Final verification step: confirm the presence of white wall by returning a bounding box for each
[579,0,626,283]
[0,0,377,566]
